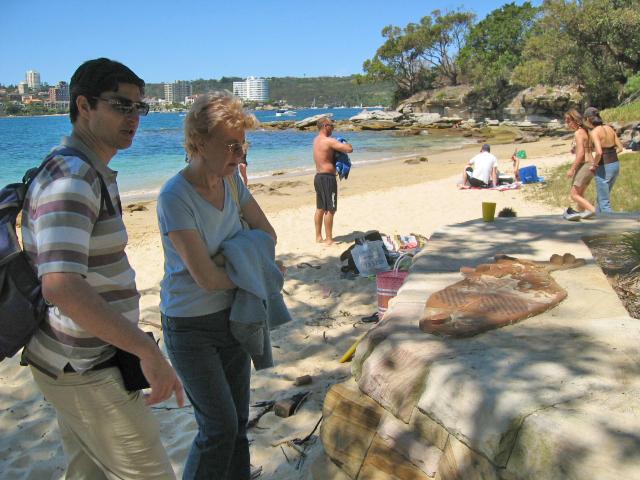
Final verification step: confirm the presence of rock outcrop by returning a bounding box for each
[396,84,584,123]
[313,215,640,480]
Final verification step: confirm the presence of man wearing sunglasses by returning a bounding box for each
[20,58,182,479]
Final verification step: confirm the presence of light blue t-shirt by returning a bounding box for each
[157,170,251,317]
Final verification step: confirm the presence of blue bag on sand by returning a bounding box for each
[519,165,540,184]
[334,137,352,180]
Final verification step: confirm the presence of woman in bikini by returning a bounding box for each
[583,107,624,213]
[563,109,596,221]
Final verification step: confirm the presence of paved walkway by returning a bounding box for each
[349,213,640,479]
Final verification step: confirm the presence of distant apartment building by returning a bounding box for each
[164,80,193,104]
[47,81,70,110]
[26,70,41,91]
[233,77,269,102]
[48,81,69,102]
[18,81,28,94]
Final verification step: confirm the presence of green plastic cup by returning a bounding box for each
[482,202,497,222]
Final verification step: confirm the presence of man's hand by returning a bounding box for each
[567,167,576,178]
[140,349,185,407]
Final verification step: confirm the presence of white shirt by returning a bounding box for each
[468,152,498,184]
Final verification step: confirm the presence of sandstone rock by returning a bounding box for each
[520,133,540,143]
[350,110,403,122]
[419,256,583,337]
[485,119,500,126]
[358,120,398,130]
[321,380,384,478]
[408,112,441,126]
[294,113,333,129]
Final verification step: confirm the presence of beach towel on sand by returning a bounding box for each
[458,182,521,191]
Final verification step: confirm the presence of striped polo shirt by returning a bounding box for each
[21,135,140,377]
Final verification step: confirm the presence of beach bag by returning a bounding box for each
[0,147,114,361]
[376,254,411,317]
[518,165,539,184]
[351,239,389,276]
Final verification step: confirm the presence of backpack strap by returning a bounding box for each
[23,147,117,216]
[227,173,249,230]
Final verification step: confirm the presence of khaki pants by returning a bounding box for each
[31,366,175,480]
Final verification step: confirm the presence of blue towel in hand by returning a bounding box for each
[222,229,292,370]
[334,137,352,180]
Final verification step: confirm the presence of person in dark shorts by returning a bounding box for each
[312,117,352,244]
[315,172,337,211]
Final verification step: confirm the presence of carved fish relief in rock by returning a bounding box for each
[419,254,586,337]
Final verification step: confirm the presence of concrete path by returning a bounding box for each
[349,213,640,479]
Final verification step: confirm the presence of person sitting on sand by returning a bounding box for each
[157,92,277,480]
[462,143,498,188]
[313,117,353,244]
[563,109,596,221]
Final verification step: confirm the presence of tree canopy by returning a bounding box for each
[365,0,640,108]
[363,10,474,99]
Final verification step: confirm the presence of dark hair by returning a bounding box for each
[69,58,145,123]
[481,143,491,152]
[583,106,603,127]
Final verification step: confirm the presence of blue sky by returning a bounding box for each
[2,0,538,85]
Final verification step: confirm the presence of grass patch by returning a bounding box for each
[525,152,640,211]
[601,101,640,124]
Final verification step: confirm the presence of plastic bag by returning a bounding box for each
[351,240,389,276]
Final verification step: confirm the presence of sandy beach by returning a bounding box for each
[0,137,574,479]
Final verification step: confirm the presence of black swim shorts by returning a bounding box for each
[314,173,337,211]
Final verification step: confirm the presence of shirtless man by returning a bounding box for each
[313,117,353,244]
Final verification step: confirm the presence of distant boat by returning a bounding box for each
[275,109,296,117]
[310,98,318,109]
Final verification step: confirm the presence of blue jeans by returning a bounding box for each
[594,161,620,213]
[162,309,251,480]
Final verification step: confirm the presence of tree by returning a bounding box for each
[458,2,538,107]
[512,0,640,107]
[363,9,474,101]
[363,23,434,99]
[414,10,475,86]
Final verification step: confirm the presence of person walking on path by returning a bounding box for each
[313,117,353,244]
[157,92,279,480]
[20,58,183,479]
[563,109,596,221]
[584,107,624,213]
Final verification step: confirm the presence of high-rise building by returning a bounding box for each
[164,80,193,104]
[18,81,28,94]
[26,70,41,91]
[233,77,269,102]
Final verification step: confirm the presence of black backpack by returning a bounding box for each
[0,147,115,361]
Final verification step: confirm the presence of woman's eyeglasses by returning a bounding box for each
[225,141,250,155]
[93,97,150,116]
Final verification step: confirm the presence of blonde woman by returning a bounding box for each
[157,93,276,479]
[584,107,624,213]
[563,109,596,221]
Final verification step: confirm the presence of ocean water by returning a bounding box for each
[0,108,472,199]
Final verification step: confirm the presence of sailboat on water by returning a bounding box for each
[310,98,318,109]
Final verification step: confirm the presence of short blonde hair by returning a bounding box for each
[184,92,259,158]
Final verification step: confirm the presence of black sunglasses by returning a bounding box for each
[93,96,150,116]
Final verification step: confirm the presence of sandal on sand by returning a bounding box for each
[361,312,379,323]
[296,262,321,269]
